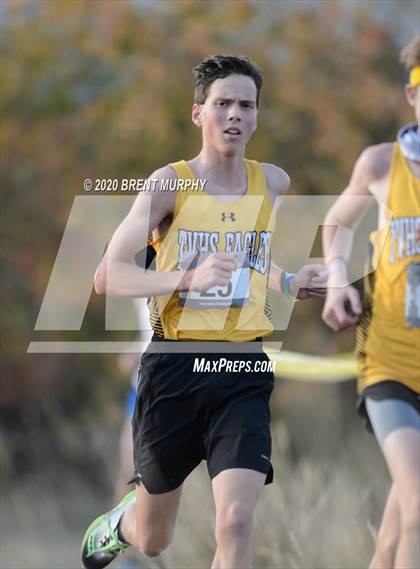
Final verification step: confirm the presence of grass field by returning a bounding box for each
[1,417,389,569]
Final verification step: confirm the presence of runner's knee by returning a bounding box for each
[400,496,420,533]
[375,529,398,562]
[215,503,253,543]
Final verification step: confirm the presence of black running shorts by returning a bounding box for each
[130,336,275,494]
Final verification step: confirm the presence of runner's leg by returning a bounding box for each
[366,398,420,569]
[383,428,420,569]
[369,483,399,569]
[120,482,183,557]
[211,468,266,569]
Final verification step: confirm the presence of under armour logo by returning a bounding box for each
[221,212,236,222]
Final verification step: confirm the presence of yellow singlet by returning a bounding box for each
[356,143,420,393]
[148,159,275,341]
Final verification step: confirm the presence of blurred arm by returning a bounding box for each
[263,163,289,293]
[263,164,327,299]
[322,144,391,330]
[323,144,391,284]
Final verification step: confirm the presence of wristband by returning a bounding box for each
[281,271,296,299]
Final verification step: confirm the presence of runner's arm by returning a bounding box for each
[322,144,392,330]
[322,148,373,276]
[94,166,183,297]
[323,144,391,280]
[262,163,326,299]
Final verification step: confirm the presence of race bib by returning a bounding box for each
[405,262,420,327]
[178,251,250,309]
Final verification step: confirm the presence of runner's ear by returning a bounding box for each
[192,103,202,128]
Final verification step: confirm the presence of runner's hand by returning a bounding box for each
[289,264,328,300]
[322,285,362,331]
[188,253,237,292]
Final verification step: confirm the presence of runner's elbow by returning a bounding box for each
[94,271,107,295]
[94,280,105,295]
[323,209,343,228]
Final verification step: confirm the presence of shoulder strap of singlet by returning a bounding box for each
[169,160,193,180]
[244,159,269,197]
[169,160,195,217]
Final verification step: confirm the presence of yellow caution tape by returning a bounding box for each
[265,348,356,382]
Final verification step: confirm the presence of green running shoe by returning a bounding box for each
[81,490,136,569]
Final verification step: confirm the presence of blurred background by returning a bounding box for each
[1,1,419,567]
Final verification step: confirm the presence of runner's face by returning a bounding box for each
[193,74,258,156]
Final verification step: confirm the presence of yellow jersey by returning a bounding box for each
[356,143,420,393]
[148,159,275,341]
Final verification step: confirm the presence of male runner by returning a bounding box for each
[322,38,420,569]
[82,55,326,569]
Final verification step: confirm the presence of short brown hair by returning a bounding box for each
[193,55,263,107]
[400,36,420,71]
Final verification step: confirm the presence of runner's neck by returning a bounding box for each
[189,149,247,194]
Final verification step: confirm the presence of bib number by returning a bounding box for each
[406,262,420,327]
[178,251,250,309]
